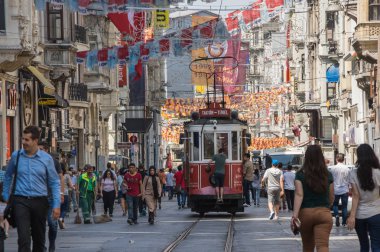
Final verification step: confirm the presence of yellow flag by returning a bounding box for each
[155,10,169,29]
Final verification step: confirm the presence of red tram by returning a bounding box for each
[182,102,250,215]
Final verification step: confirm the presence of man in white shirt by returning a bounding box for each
[329,153,350,227]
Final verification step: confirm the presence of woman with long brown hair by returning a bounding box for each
[293,145,334,252]
[347,144,380,251]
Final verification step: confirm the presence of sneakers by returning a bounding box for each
[109,214,113,218]
[243,203,251,207]
[127,219,133,225]
[122,212,126,217]
[269,212,275,220]
[335,217,340,227]
[84,219,92,224]
[133,220,138,224]
[159,204,162,210]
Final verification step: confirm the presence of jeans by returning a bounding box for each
[355,214,380,252]
[167,186,174,199]
[69,189,77,210]
[14,196,49,252]
[60,195,69,219]
[299,207,333,252]
[126,195,139,221]
[333,193,349,225]
[177,190,187,207]
[138,196,146,214]
[284,189,295,211]
[243,179,251,205]
[47,199,58,250]
[252,187,261,205]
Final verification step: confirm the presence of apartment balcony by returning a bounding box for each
[298,98,321,112]
[352,22,380,53]
[68,83,89,108]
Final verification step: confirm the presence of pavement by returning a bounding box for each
[4,196,360,252]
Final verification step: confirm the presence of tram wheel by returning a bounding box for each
[199,212,205,217]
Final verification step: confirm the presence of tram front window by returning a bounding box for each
[232,131,238,160]
[204,133,214,159]
[193,132,200,161]
[216,133,229,156]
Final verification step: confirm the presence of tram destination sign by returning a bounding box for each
[199,108,231,118]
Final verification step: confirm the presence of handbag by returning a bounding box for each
[290,217,301,235]
[4,150,21,228]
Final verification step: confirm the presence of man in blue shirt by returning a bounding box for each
[2,126,61,252]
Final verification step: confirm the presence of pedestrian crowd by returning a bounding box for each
[0,125,188,252]
[1,125,380,252]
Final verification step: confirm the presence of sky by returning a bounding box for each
[172,0,255,17]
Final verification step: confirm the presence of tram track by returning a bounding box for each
[162,215,235,252]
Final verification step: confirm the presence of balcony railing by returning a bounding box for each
[69,83,88,102]
[75,25,87,44]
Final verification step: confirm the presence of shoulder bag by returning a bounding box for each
[4,150,21,228]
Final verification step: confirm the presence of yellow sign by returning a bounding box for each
[155,10,169,29]
[38,98,57,106]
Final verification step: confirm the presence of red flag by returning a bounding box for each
[265,0,284,10]
[225,16,239,32]
[108,11,145,44]
[159,39,170,55]
[76,51,87,64]
[98,48,108,66]
[118,45,129,65]
[134,59,143,81]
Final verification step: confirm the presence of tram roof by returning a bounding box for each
[184,118,248,127]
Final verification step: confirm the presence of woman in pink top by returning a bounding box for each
[100,170,118,217]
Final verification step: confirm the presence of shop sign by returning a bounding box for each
[199,108,231,118]
[117,142,132,149]
[38,98,58,106]
[155,10,169,29]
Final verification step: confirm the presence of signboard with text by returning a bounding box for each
[199,108,231,118]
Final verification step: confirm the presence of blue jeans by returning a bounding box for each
[177,190,187,207]
[60,195,69,219]
[355,214,380,252]
[252,187,261,205]
[47,199,58,249]
[333,193,349,224]
[243,179,251,205]
[126,195,139,221]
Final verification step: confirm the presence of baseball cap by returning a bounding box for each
[272,159,279,166]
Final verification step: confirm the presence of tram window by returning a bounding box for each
[193,132,200,161]
[232,131,238,160]
[204,133,214,159]
[216,133,229,158]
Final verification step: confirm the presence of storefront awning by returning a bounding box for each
[122,118,153,133]
[27,66,55,96]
